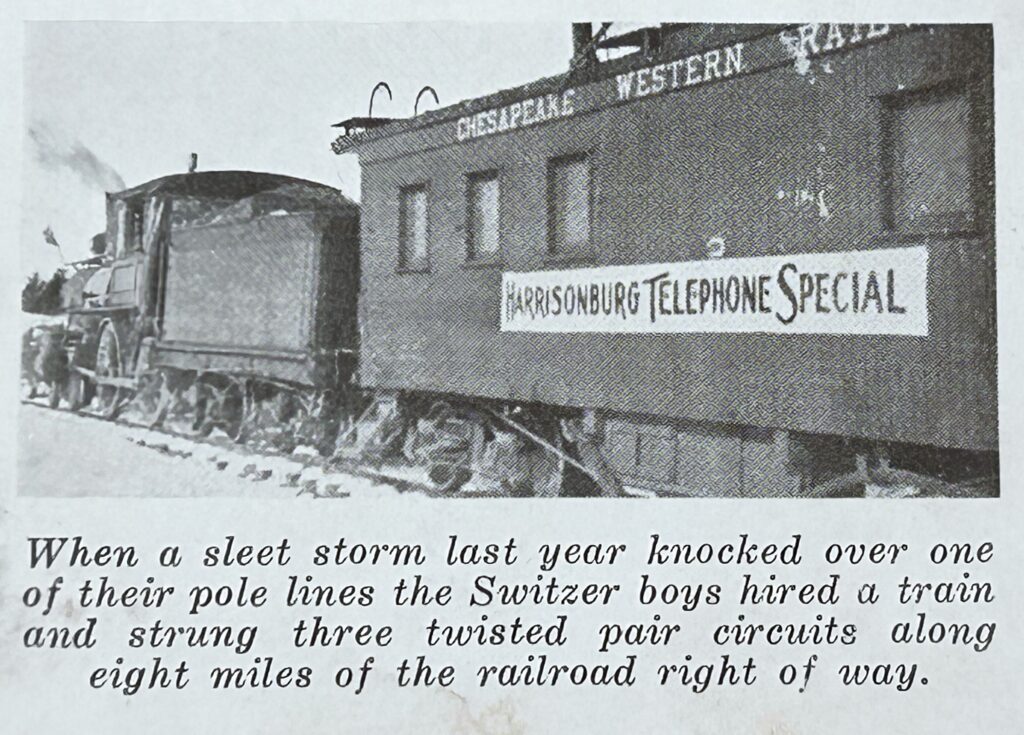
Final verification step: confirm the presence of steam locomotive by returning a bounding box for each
[44,23,999,498]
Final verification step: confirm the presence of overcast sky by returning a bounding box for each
[20,21,575,276]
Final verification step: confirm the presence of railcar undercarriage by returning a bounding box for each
[27,355,998,499]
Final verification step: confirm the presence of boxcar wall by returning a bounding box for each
[350,24,996,490]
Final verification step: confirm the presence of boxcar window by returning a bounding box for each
[886,86,974,233]
[399,185,429,271]
[467,172,500,261]
[548,154,591,258]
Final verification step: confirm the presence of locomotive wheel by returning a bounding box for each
[95,324,125,419]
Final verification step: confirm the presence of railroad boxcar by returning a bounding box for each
[63,170,360,446]
[333,23,997,497]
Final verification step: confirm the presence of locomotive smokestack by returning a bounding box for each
[188,152,198,173]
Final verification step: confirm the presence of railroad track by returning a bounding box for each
[20,397,658,499]
[19,397,442,499]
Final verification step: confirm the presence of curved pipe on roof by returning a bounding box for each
[368,81,392,118]
[414,85,439,116]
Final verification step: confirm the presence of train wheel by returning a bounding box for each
[95,324,125,419]
[428,460,473,494]
[191,380,211,435]
[128,371,160,427]
[273,390,298,423]
[223,381,247,442]
[198,379,246,441]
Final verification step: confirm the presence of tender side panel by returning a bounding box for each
[152,346,309,385]
[161,213,318,354]
[356,26,996,451]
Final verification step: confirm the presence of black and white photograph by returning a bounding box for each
[2,4,1022,734]
[17,20,998,499]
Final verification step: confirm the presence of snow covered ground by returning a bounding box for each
[16,402,414,499]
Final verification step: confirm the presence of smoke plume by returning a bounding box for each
[28,122,125,192]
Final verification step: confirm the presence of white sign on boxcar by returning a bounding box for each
[500,246,928,336]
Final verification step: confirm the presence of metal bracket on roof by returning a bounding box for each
[369,81,392,118]
[414,86,439,116]
[330,81,398,153]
